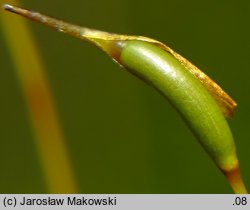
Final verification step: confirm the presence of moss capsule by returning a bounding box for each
[119,40,237,170]
[4,4,247,193]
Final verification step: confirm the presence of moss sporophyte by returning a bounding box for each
[3,4,247,193]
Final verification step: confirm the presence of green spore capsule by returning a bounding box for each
[119,40,237,170]
[3,4,247,193]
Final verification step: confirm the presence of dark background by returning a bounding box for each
[1,0,249,193]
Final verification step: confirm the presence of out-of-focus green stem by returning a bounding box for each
[0,0,77,193]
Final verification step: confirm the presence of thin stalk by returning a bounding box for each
[1,1,77,193]
[223,165,247,194]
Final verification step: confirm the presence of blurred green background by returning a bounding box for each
[1,0,249,193]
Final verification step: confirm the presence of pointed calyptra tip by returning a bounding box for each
[3,4,34,17]
[3,4,22,15]
[3,4,13,11]
[1,3,126,60]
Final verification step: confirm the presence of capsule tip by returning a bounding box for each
[3,4,25,16]
[3,4,13,11]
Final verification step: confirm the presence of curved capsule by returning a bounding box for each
[119,40,237,170]
[3,4,247,193]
